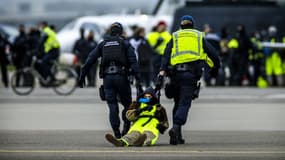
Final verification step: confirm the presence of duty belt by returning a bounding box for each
[175,63,194,72]
[104,66,126,75]
[175,61,201,72]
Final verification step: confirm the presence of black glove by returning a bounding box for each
[143,105,153,111]
[155,75,164,90]
[78,78,86,88]
[157,123,167,134]
[209,67,219,78]
[135,105,153,115]
[135,107,142,115]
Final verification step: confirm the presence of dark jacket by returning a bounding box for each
[12,32,28,66]
[80,35,140,80]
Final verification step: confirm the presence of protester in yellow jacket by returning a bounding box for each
[105,87,169,146]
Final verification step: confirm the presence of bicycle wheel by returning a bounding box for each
[11,69,35,95]
[53,67,77,95]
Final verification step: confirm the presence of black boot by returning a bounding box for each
[113,127,121,139]
[169,124,179,145]
[121,123,130,136]
[177,126,185,144]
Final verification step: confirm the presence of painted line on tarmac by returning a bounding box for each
[0,150,284,154]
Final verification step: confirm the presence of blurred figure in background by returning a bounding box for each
[27,26,41,64]
[12,24,29,85]
[147,21,171,81]
[85,31,98,87]
[228,24,252,86]
[282,34,285,84]
[36,21,60,85]
[203,24,221,86]
[264,26,283,86]
[0,32,10,88]
[73,28,88,81]
[73,29,98,87]
[248,31,267,87]
[219,26,231,86]
[129,27,153,87]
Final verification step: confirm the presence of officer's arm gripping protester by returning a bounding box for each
[78,22,141,139]
[159,15,221,145]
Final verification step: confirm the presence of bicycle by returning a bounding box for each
[11,55,78,96]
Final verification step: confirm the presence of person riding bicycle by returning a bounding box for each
[36,21,60,85]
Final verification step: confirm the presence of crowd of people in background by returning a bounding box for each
[0,24,41,88]
[1,20,285,88]
[203,24,285,87]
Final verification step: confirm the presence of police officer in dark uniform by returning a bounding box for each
[158,15,220,145]
[79,22,141,138]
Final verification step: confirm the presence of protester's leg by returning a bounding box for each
[143,130,158,146]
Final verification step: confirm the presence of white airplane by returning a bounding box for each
[57,14,173,53]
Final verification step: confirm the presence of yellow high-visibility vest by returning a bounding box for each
[139,103,157,117]
[147,31,171,55]
[43,27,60,53]
[170,29,214,67]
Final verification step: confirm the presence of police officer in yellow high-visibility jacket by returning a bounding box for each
[38,21,60,84]
[147,21,171,80]
[265,26,283,86]
[159,15,220,145]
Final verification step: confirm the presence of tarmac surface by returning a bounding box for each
[0,87,285,159]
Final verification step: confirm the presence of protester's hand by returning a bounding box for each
[157,123,167,134]
[135,108,142,115]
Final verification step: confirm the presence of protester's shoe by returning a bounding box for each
[169,128,178,145]
[133,134,147,147]
[105,133,124,147]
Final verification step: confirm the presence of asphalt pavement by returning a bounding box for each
[0,87,285,159]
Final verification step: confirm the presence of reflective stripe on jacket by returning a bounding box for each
[170,29,214,67]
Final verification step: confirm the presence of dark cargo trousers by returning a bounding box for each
[103,74,132,138]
